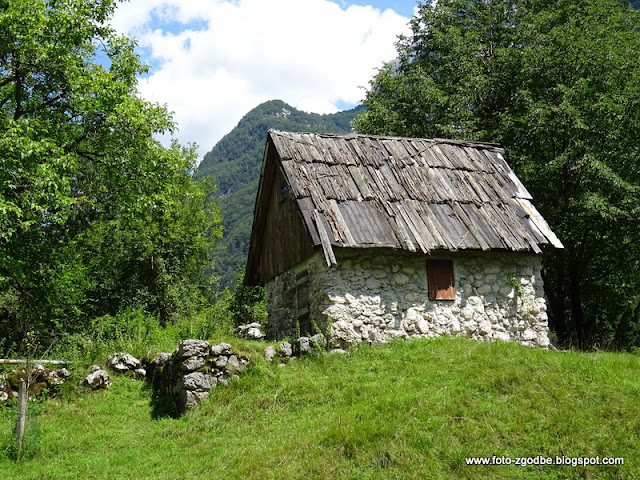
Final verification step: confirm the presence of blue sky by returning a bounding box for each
[111,0,418,158]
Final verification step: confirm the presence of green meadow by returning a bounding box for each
[1,337,638,480]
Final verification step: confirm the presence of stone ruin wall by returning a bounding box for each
[148,339,249,413]
[266,249,550,348]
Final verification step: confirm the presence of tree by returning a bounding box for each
[354,0,640,349]
[0,0,221,354]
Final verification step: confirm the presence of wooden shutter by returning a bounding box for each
[427,260,456,300]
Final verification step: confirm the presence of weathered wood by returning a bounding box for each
[514,198,564,249]
[395,203,431,254]
[0,359,68,365]
[451,202,491,251]
[313,210,337,267]
[15,378,27,460]
[328,200,356,246]
[245,130,563,285]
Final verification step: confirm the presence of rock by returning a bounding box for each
[145,352,171,380]
[85,369,110,390]
[58,368,71,378]
[298,336,311,355]
[47,370,66,385]
[477,284,492,296]
[134,368,147,378]
[393,273,409,285]
[226,355,248,375]
[310,333,325,348]
[107,353,141,372]
[90,365,101,372]
[235,322,265,339]
[210,342,233,357]
[416,319,430,334]
[330,320,360,349]
[151,352,171,366]
[179,389,209,409]
[264,346,277,362]
[522,328,537,341]
[493,331,511,342]
[478,320,493,335]
[182,372,217,391]
[181,356,205,372]
[499,285,514,297]
[215,356,228,368]
[0,391,8,403]
[279,342,293,358]
[177,339,210,358]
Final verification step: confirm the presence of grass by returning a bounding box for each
[1,337,639,479]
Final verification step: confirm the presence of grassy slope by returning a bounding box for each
[1,337,638,479]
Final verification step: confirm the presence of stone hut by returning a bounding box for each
[245,130,563,348]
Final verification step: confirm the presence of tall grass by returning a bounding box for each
[44,303,235,365]
[1,337,638,479]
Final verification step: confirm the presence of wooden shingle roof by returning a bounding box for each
[246,130,563,282]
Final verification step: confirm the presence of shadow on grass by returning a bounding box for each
[141,380,181,420]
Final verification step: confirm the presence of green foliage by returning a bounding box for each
[196,100,365,288]
[0,0,222,355]
[355,0,640,349]
[1,338,639,478]
[228,268,266,327]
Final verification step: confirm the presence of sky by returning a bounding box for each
[110,0,418,159]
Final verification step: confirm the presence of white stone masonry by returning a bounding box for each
[266,249,550,349]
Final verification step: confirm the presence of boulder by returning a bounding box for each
[235,322,265,339]
[210,342,233,356]
[177,339,211,358]
[107,353,141,372]
[181,372,217,391]
[298,336,311,355]
[85,369,110,390]
[279,342,293,358]
[180,356,205,372]
[215,356,228,368]
[264,346,277,362]
[330,320,360,349]
[152,352,171,366]
[226,355,249,375]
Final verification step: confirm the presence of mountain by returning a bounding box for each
[196,99,366,288]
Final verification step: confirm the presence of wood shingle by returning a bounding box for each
[245,130,563,284]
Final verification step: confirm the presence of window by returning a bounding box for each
[427,260,456,301]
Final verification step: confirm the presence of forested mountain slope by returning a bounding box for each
[196,100,365,287]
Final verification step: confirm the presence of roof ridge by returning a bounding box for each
[268,129,502,151]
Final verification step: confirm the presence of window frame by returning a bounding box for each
[427,259,456,301]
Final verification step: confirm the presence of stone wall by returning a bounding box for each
[147,339,249,414]
[266,249,550,348]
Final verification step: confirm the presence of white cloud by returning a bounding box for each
[111,0,410,158]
